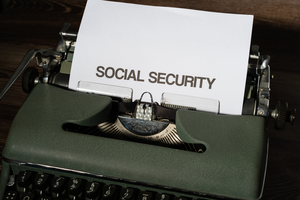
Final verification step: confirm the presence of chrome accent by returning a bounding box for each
[3,156,105,178]
[260,55,271,70]
[257,66,270,117]
[6,175,15,187]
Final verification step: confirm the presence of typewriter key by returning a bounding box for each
[155,194,172,200]
[120,188,137,200]
[20,193,35,200]
[138,191,154,200]
[67,178,84,196]
[17,171,34,189]
[102,185,120,200]
[4,191,18,200]
[85,181,102,199]
[34,173,51,191]
[51,177,67,193]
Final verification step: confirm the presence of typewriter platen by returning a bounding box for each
[0,23,296,200]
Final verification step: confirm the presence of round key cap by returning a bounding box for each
[85,182,102,199]
[17,171,34,188]
[20,193,35,200]
[120,188,137,200]
[68,178,83,196]
[51,177,67,193]
[34,174,50,190]
[4,191,18,200]
[102,185,119,200]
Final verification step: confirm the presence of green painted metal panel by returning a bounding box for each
[0,84,267,200]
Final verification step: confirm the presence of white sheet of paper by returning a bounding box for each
[69,0,253,115]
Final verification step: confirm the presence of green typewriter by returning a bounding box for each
[0,23,295,200]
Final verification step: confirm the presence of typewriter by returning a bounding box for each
[0,23,296,200]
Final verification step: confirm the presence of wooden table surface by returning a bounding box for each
[0,0,299,199]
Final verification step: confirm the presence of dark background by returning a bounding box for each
[0,0,299,199]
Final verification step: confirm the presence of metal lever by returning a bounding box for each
[0,49,37,100]
[0,49,62,100]
[59,22,77,38]
[261,55,271,69]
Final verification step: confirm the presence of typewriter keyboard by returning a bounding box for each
[3,167,210,200]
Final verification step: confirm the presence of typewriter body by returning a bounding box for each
[0,23,295,200]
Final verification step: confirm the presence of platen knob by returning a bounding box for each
[22,67,39,93]
[271,101,287,130]
[270,101,296,130]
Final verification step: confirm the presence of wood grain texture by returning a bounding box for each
[0,0,299,199]
[111,0,300,30]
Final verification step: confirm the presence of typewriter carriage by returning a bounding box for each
[0,23,296,152]
[7,23,294,130]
